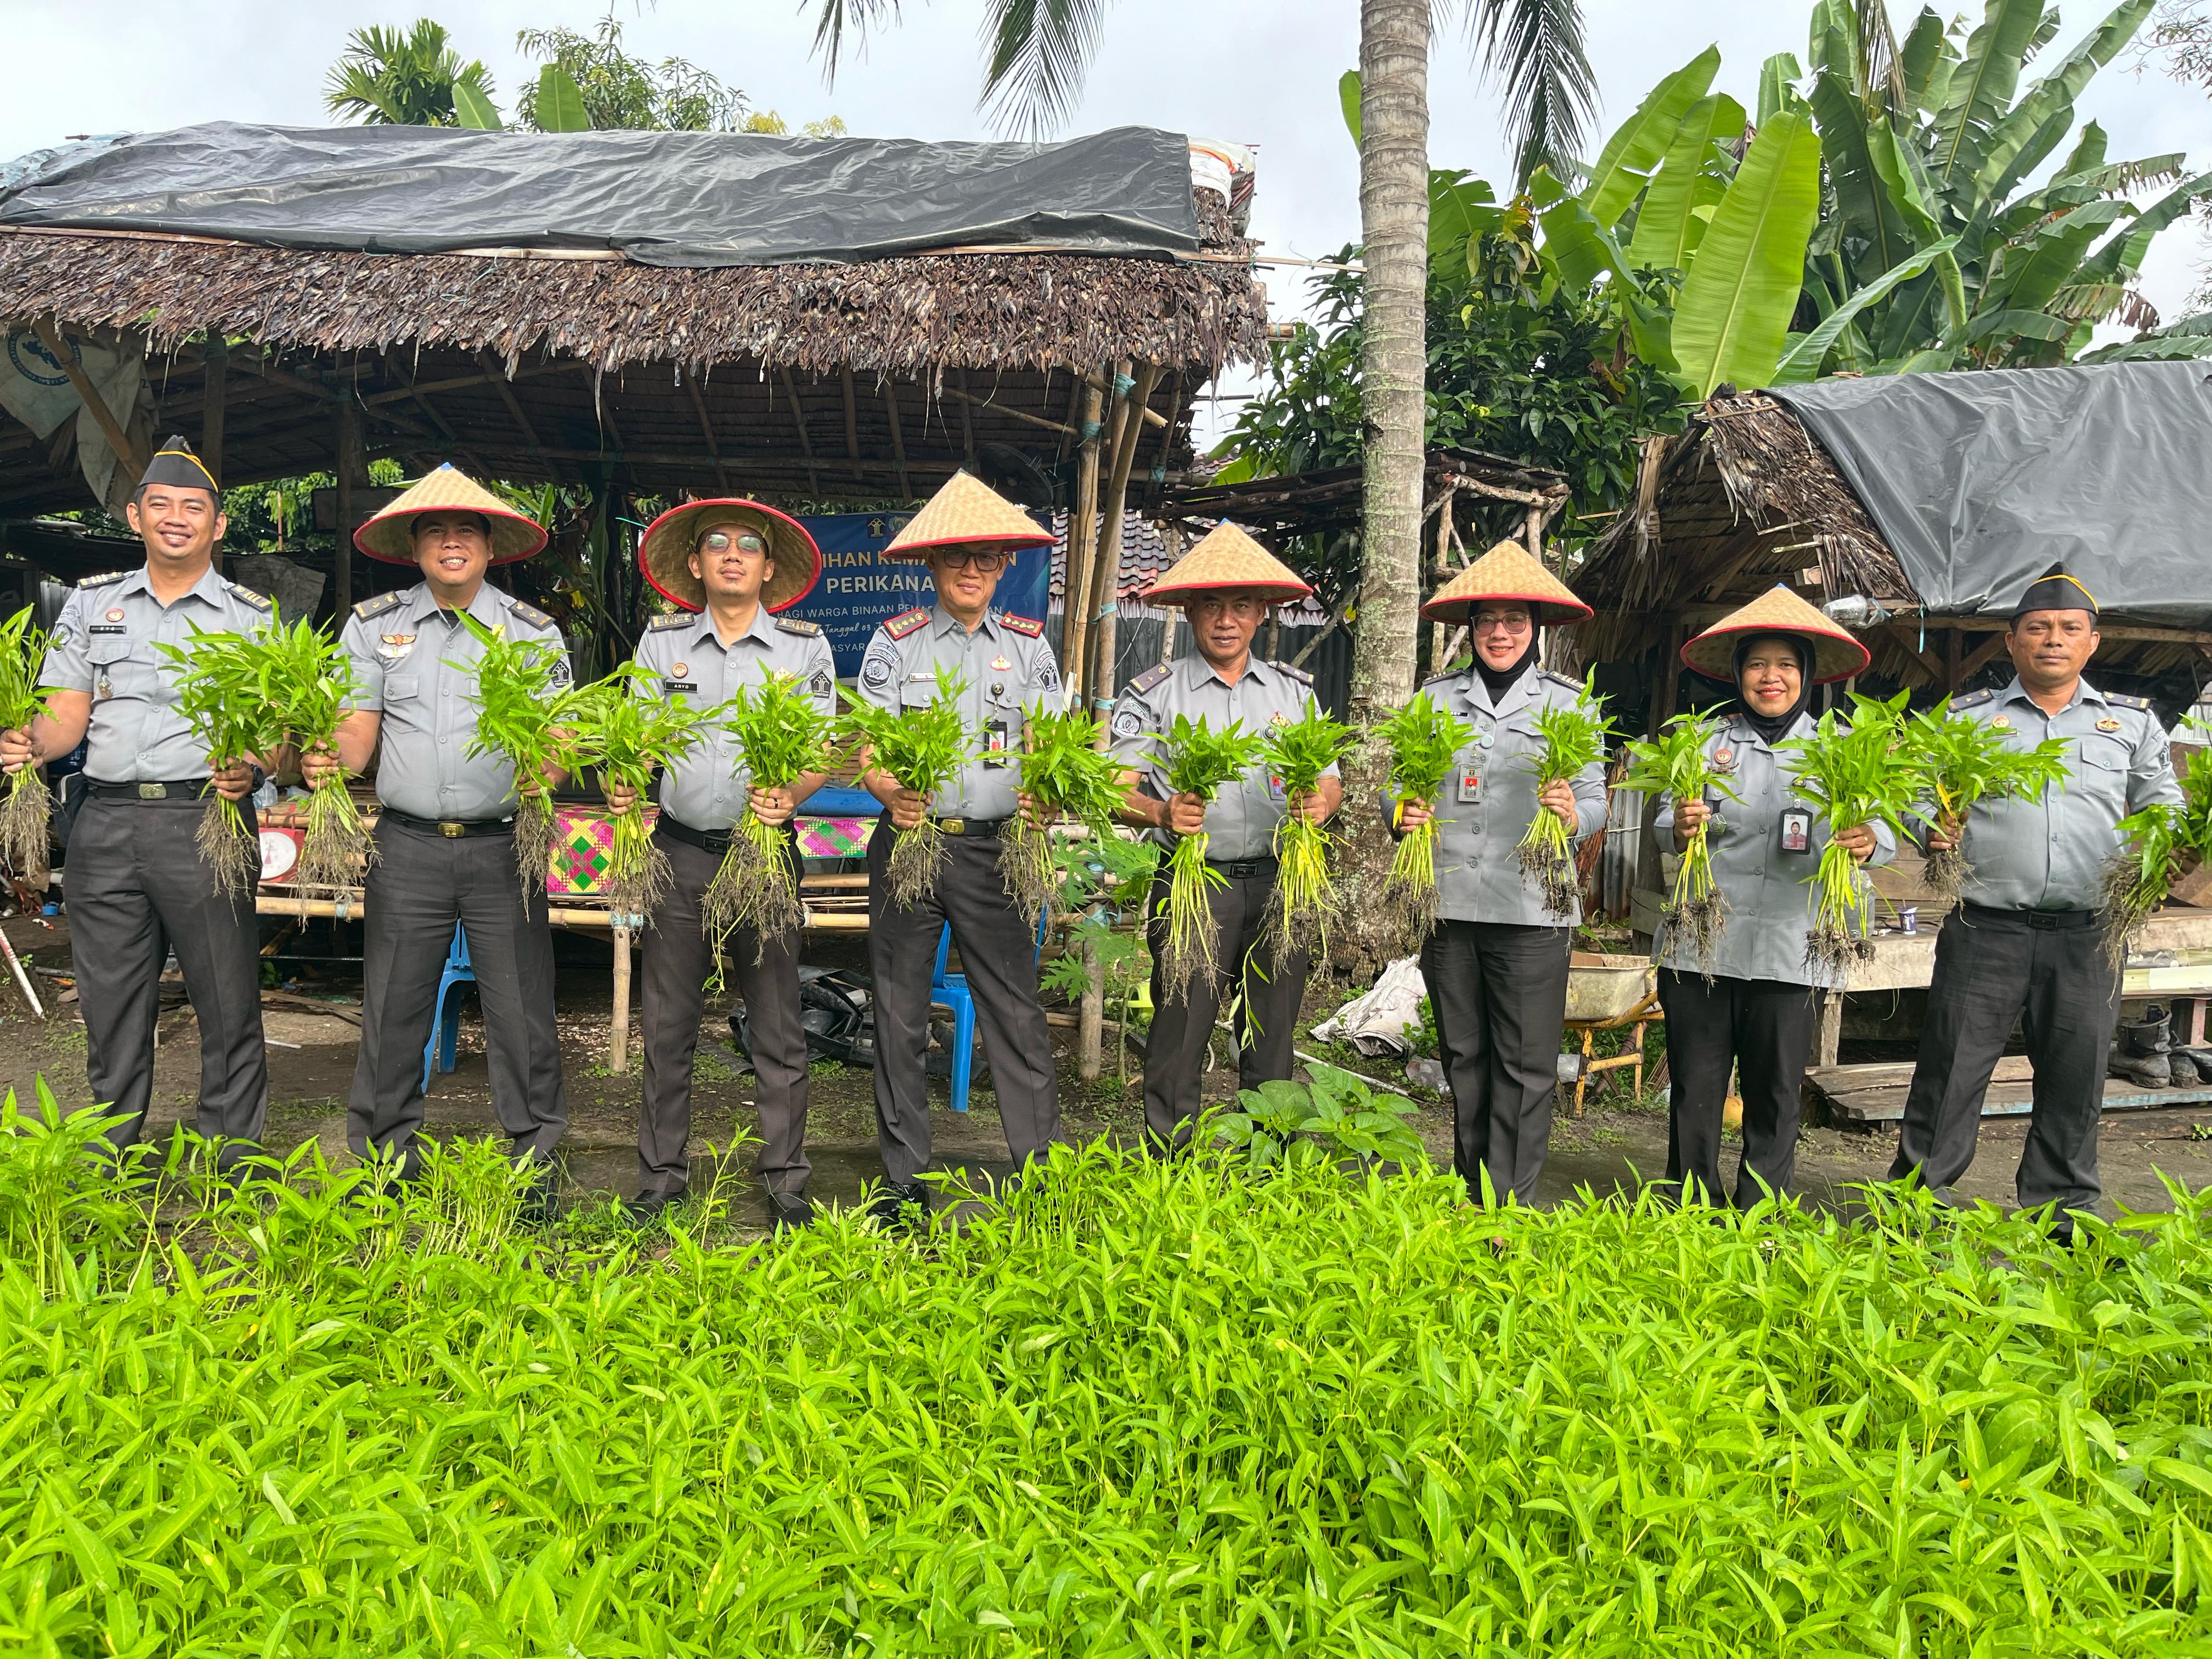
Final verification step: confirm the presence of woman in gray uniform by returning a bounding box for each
[1652,586,1890,1206]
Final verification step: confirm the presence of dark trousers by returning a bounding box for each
[1421,919,1571,1204]
[639,825,810,1198]
[349,819,567,1175]
[1656,969,1817,1207]
[64,794,267,1163]
[1891,906,2117,1216]
[1142,866,1307,1150]
[866,822,1059,1186]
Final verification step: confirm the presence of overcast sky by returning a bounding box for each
[5,0,2205,437]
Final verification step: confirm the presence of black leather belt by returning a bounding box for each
[930,816,1006,838]
[1960,902,2099,931]
[85,777,209,801]
[657,814,735,855]
[1209,855,1278,880]
[380,808,515,840]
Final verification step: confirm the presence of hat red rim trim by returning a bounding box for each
[637,499,824,614]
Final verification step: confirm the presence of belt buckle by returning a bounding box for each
[940,817,965,836]
[137,782,166,800]
[438,821,466,839]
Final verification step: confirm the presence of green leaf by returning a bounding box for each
[1899,6,1957,115]
[1774,238,1960,382]
[1583,46,1722,230]
[452,81,503,131]
[1810,75,1915,280]
[1339,69,1361,147]
[1932,0,2043,189]
[1626,94,1743,273]
[1430,171,1502,261]
[1671,110,1823,397]
[1757,52,1804,125]
[535,64,590,133]
[2085,170,2212,280]
[1974,2,2151,206]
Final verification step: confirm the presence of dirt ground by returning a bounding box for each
[4,909,2208,1222]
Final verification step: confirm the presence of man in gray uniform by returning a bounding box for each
[1395,541,1609,1205]
[614,498,833,1228]
[856,472,1064,1222]
[1,437,272,1170]
[1893,566,2179,1232]
[1110,523,1341,1152]
[303,466,571,1216]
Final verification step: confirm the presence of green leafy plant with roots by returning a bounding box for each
[839,664,972,909]
[1150,714,1267,1004]
[0,607,56,880]
[565,664,713,927]
[704,670,836,966]
[1517,670,1610,918]
[155,627,288,902]
[450,610,580,905]
[2101,730,2212,967]
[246,618,375,895]
[1002,704,1126,935]
[1779,691,1923,979]
[1260,706,1357,969]
[1904,697,2072,901]
[1622,709,1742,975]
[1214,1064,1427,1174]
[1373,691,1476,955]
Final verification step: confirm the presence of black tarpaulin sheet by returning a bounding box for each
[1771,362,2212,625]
[0,122,1201,267]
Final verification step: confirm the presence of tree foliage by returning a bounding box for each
[322,19,496,127]
[515,10,750,133]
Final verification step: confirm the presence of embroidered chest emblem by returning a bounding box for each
[104,607,125,622]
[376,633,417,663]
[1990,715,2010,731]
[672,662,688,678]
[990,655,1011,672]
[2096,716,2122,732]
[1713,747,1735,769]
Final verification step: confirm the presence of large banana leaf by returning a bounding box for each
[1624,94,1743,273]
[2086,171,2212,280]
[1671,111,1823,396]
[1932,0,2042,189]
[1979,199,2134,322]
[535,65,590,133]
[1899,6,1957,115]
[1773,237,1961,382]
[452,82,502,131]
[1430,171,1503,261]
[1810,74,1916,278]
[2080,314,2212,363]
[1582,46,1720,232]
[1757,53,1804,125]
[1974,1,2151,207]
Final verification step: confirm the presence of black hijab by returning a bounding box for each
[1733,633,1813,747]
[1473,634,1540,701]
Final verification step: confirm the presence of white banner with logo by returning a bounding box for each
[0,324,149,511]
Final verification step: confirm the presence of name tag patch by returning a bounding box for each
[663,681,698,695]
[88,624,126,636]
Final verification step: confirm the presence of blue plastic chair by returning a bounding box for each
[420,923,473,1096]
[932,913,1046,1114]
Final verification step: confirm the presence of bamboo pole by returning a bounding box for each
[610,924,633,1074]
[1060,370,1107,707]
[1087,361,1156,721]
[202,337,228,573]
[334,396,361,614]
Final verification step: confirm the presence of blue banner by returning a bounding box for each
[792,511,1054,679]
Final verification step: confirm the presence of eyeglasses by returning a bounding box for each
[1470,611,1533,634]
[937,549,1009,572]
[698,530,768,556]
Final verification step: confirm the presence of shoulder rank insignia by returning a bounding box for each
[1539,670,1583,692]
[79,570,127,589]
[1271,660,1314,685]
[775,615,823,636]
[1422,669,1460,688]
[352,590,404,621]
[507,600,556,630]
[2107,693,2151,710]
[1127,663,1172,698]
[1952,690,1994,710]
[648,612,691,631]
[998,612,1045,638]
[224,580,274,612]
[884,607,932,640]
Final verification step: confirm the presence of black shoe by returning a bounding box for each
[517,1165,562,1227]
[867,1180,929,1230]
[766,1189,816,1233]
[622,1189,681,1226]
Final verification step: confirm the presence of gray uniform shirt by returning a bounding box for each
[1651,710,1898,989]
[1937,677,2179,912]
[1109,654,1335,862]
[634,607,837,832]
[854,603,1060,822]
[1424,665,1611,928]
[43,563,276,782]
[340,582,571,822]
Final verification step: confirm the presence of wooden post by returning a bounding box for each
[1088,362,1158,723]
[611,924,633,1074]
[201,337,228,572]
[36,318,145,484]
[1077,937,1104,1084]
[1816,990,1843,1068]
[1158,524,1184,668]
[334,396,363,614]
[1944,624,1962,695]
[1060,371,1107,707]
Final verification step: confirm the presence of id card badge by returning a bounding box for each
[1455,769,1481,805]
[1267,772,1288,803]
[983,719,1011,769]
[1779,808,1812,854]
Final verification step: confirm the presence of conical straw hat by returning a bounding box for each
[883,471,1055,561]
[1681,584,1870,684]
[1420,539,1592,627]
[1141,521,1312,607]
[638,498,823,614]
[354,464,548,565]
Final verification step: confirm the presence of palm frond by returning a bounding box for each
[809,0,910,80]
[1462,0,1599,185]
[1852,0,1908,115]
[978,0,1111,139]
